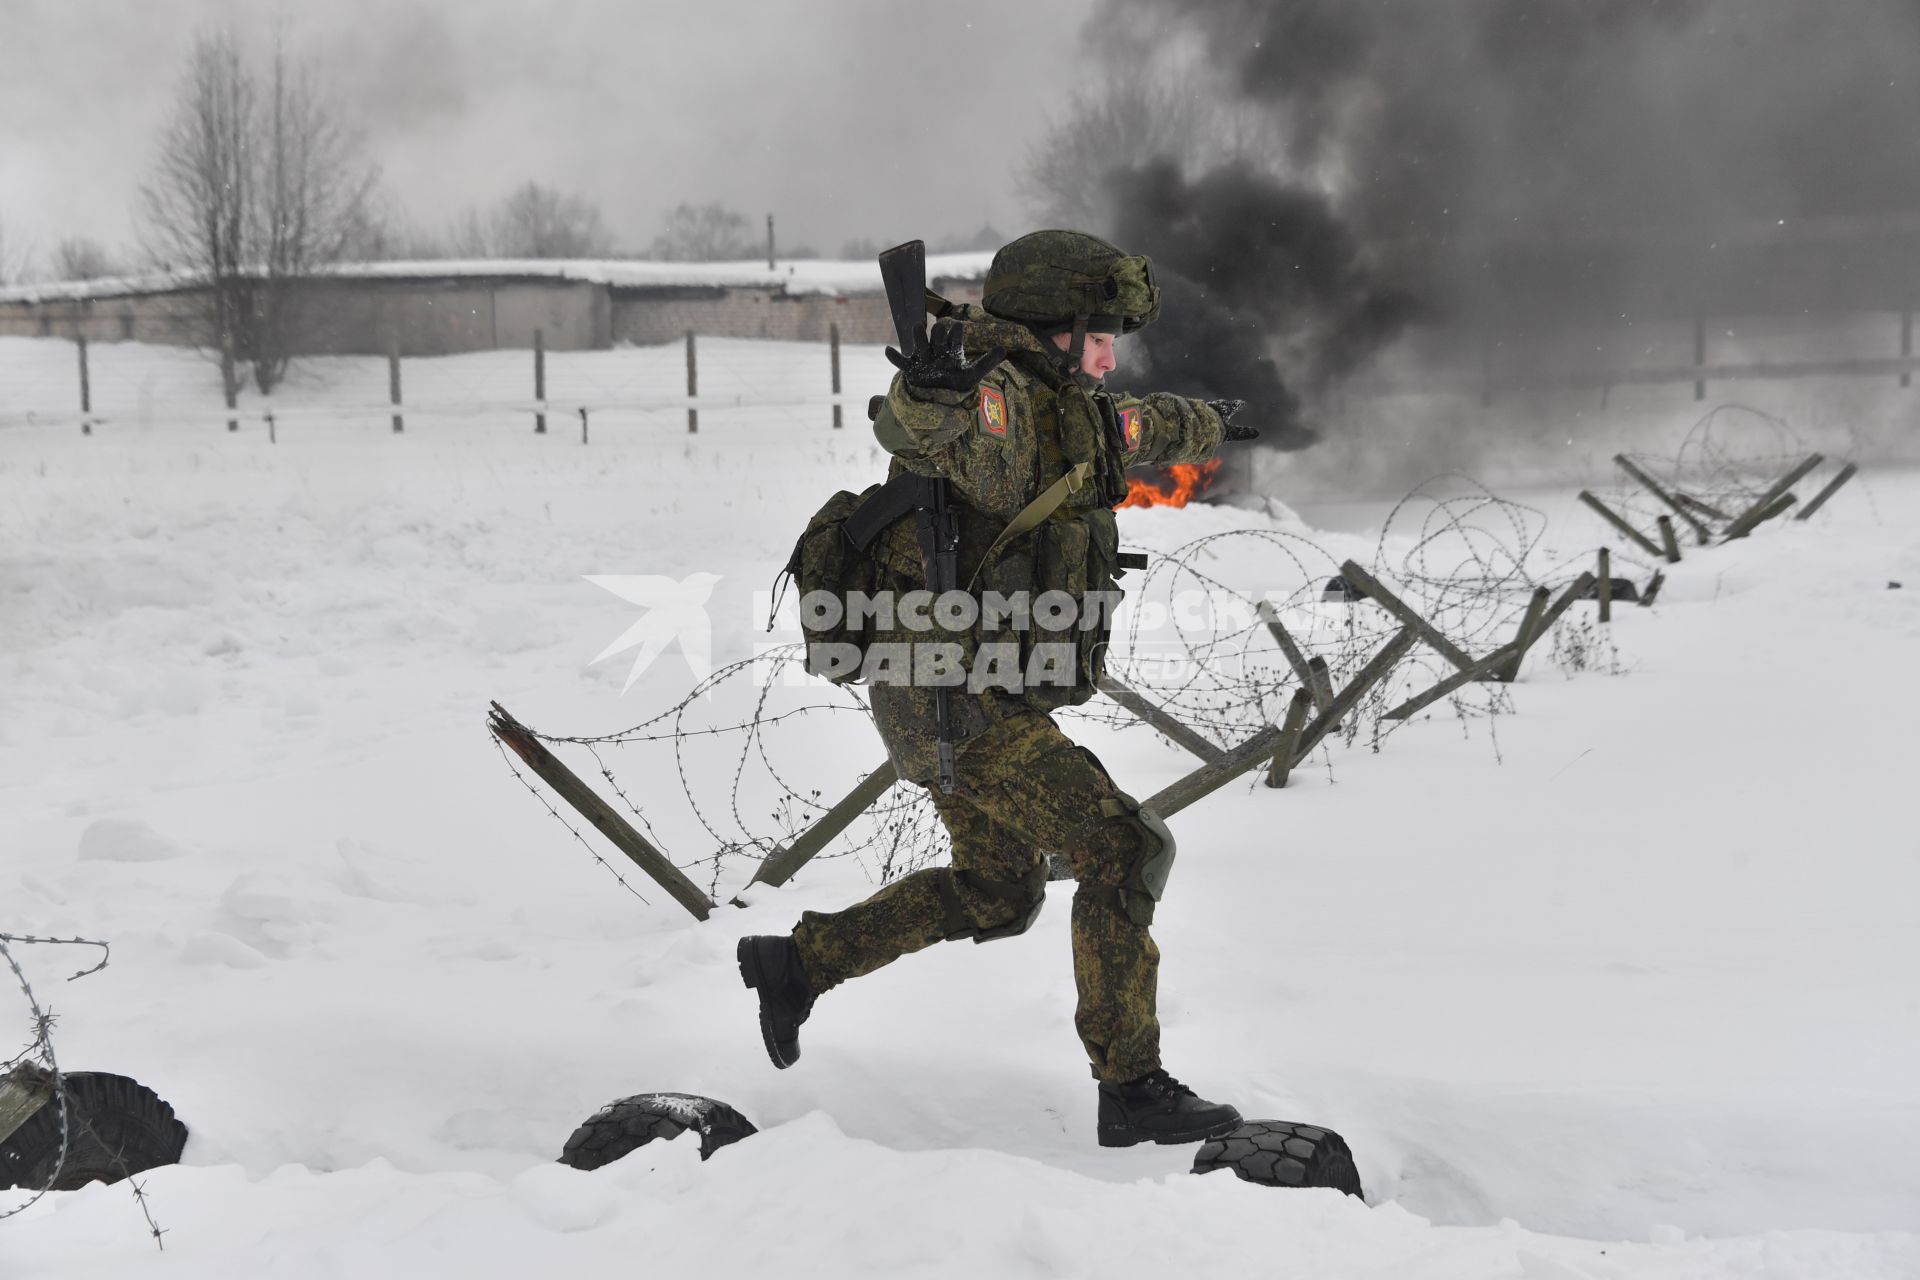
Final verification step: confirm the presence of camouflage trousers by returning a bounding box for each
[791,709,1162,1084]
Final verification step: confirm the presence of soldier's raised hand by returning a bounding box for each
[887,318,1008,394]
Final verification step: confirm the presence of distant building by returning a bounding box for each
[0,256,993,354]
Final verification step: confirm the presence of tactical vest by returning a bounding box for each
[781,312,1142,726]
[884,342,1139,714]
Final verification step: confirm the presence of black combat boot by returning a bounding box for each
[737,935,815,1069]
[1096,1068,1243,1148]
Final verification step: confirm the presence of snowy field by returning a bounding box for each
[2,337,1918,1277]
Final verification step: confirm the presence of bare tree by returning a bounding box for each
[650,201,755,261]
[444,205,496,259]
[52,237,120,282]
[493,182,612,258]
[250,38,380,390]
[139,28,377,396]
[446,183,613,259]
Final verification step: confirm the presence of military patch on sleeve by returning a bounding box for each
[1118,405,1142,452]
[979,385,1008,438]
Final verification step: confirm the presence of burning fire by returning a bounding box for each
[1117,459,1223,510]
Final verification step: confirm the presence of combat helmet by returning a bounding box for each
[982,231,1160,366]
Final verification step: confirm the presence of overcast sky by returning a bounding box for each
[0,0,1096,261]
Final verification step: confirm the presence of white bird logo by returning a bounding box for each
[585,572,722,694]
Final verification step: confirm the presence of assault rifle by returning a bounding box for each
[877,239,962,794]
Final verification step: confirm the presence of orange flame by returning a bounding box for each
[1117,459,1223,510]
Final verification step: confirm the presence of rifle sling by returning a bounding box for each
[965,461,1095,590]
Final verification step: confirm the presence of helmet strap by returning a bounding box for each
[1062,312,1089,374]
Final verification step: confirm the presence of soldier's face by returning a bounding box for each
[1052,331,1118,380]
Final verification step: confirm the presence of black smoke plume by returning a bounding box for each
[1109,158,1421,450]
[1076,0,1920,450]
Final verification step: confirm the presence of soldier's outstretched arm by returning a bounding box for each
[881,370,1034,520]
[1113,392,1229,467]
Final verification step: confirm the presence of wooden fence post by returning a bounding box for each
[745,762,900,891]
[1722,454,1822,540]
[1744,493,1797,532]
[1657,515,1682,563]
[1496,574,1596,682]
[389,339,404,434]
[1493,585,1551,682]
[1577,491,1666,559]
[1336,561,1476,673]
[221,334,239,432]
[1257,600,1332,711]
[1640,571,1666,607]
[488,703,715,920]
[1097,674,1224,762]
[76,335,92,435]
[1383,644,1521,721]
[533,329,546,434]
[1675,491,1731,524]
[830,323,843,430]
[1796,462,1858,520]
[686,331,699,434]
[1306,656,1336,717]
[1597,548,1612,623]
[580,406,589,445]
[1144,628,1419,820]
[1614,454,1711,545]
[1264,689,1314,788]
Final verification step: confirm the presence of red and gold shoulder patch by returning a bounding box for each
[1118,405,1142,451]
[979,385,1008,438]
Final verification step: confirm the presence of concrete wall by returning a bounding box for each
[604,274,985,347]
[609,286,896,346]
[1,277,613,356]
[288,278,608,355]
[0,289,208,345]
[0,270,987,354]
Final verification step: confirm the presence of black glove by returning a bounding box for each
[1208,398,1259,442]
[886,319,1008,394]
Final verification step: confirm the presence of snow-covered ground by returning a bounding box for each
[2,339,1917,1277]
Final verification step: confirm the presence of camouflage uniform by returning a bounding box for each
[790,296,1226,1085]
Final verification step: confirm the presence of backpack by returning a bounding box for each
[775,474,931,684]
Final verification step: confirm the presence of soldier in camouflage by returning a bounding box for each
[740,231,1259,1147]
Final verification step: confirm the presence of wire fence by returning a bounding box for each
[489,402,1863,910]
[0,332,893,439]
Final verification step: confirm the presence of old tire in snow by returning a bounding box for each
[1192,1120,1364,1197]
[557,1093,757,1170]
[0,1071,189,1192]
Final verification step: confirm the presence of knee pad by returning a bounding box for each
[1097,793,1177,926]
[953,863,1049,943]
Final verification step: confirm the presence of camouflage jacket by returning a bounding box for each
[865,306,1226,782]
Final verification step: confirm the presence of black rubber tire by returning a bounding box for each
[557,1093,757,1170]
[0,1071,190,1192]
[1191,1119,1364,1197]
